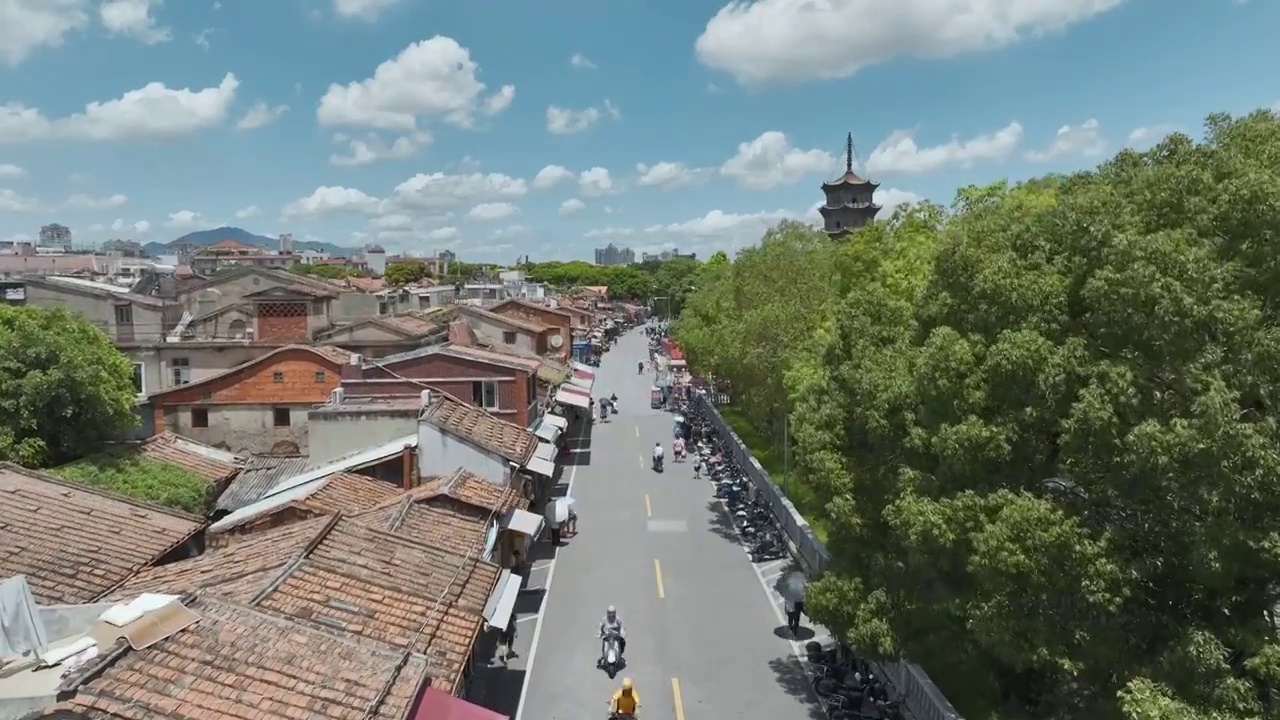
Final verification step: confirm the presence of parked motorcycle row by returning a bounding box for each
[805,642,906,720]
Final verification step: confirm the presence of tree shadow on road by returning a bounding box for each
[704,499,742,544]
[767,655,829,720]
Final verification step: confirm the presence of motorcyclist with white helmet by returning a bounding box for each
[599,605,626,658]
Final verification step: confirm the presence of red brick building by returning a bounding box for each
[245,285,337,342]
[341,344,543,427]
[149,344,353,454]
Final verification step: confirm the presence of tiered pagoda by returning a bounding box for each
[818,132,880,239]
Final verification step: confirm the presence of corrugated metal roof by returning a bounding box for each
[215,455,311,512]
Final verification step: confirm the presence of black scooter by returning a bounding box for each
[652,454,664,473]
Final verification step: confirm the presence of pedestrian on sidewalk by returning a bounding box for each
[499,617,517,663]
[783,571,807,637]
[565,504,578,536]
[549,517,562,546]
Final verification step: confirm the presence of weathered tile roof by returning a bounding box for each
[356,469,527,557]
[131,432,241,483]
[147,345,355,403]
[376,312,445,337]
[442,343,542,372]
[210,471,402,535]
[59,595,431,720]
[457,304,551,333]
[98,512,499,695]
[110,515,336,603]
[215,455,311,512]
[420,392,538,464]
[0,464,203,604]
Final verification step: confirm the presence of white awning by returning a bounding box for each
[534,442,557,462]
[555,387,590,408]
[543,413,568,430]
[524,454,556,477]
[502,507,544,537]
[569,375,593,391]
[571,362,596,376]
[482,570,522,628]
[533,418,562,443]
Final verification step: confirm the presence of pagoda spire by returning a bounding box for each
[845,131,854,174]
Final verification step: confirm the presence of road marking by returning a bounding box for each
[635,425,640,437]
[638,454,644,469]
[645,493,652,518]
[514,458,579,720]
[516,614,539,624]
[671,677,685,720]
[654,558,666,599]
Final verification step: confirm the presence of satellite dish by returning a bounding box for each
[549,334,564,349]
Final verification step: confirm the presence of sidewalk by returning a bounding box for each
[469,544,556,717]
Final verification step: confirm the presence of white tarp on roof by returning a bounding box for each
[555,387,590,408]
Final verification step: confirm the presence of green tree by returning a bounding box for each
[789,110,1280,720]
[0,306,140,467]
[289,262,357,279]
[383,260,430,286]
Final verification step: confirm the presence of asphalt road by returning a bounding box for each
[514,328,827,720]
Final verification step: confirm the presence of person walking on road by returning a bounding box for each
[499,617,517,663]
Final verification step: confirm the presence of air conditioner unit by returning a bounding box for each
[330,387,345,405]
[420,389,433,407]
[349,353,363,366]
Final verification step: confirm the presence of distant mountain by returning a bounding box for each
[142,226,355,258]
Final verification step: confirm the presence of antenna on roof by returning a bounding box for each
[845,131,854,174]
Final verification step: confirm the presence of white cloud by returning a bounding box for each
[316,37,514,131]
[281,186,380,219]
[100,0,170,45]
[0,163,25,177]
[193,27,211,50]
[588,207,801,253]
[425,226,459,242]
[604,99,621,120]
[571,53,595,69]
[490,225,528,240]
[533,164,574,190]
[109,217,150,234]
[465,202,520,222]
[0,72,239,142]
[1127,124,1177,147]
[236,102,288,130]
[695,0,1124,86]
[332,0,403,20]
[165,210,206,228]
[578,167,615,197]
[636,162,704,188]
[329,131,431,166]
[1025,118,1105,161]
[63,193,127,209]
[866,122,1023,175]
[875,188,923,212]
[235,205,261,219]
[546,106,600,135]
[720,131,835,190]
[559,198,586,218]
[391,172,527,209]
[0,0,90,66]
[484,85,515,116]
[0,188,41,212]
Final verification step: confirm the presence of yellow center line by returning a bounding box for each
[654,558,665,599]
[645,494,652,518]
[671,677,685,720]
[635,425,640,438]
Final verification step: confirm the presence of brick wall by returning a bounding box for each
[342,354,536,426]
[492,304,572,361]
[255,305,310,342]
[152,349,343,434]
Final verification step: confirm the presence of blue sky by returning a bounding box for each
[0,0,1276,262]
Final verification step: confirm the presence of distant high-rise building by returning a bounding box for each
[594,243,635,266]
[39,223,72,250]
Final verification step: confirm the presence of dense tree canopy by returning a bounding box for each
[0,306,140,467]
[523,256,706,315]
[382,259,432,286]
[676,109,1280,720]
[288,262,359,279]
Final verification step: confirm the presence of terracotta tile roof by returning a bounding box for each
[208,472,402,536]
[0,464,203,605]
[443,343,542,372]
[356,469,527,557]
[61,595,431,720]
[345,277,385,292]
[457,305,551,334]
[375,313,445,337]
[494,297,573,318]
[207,238,261,250]
[132,432,241,483]
[98,513,499,696]
[420,392,538,464]
[110,515,336,603]
[448,318,479,346]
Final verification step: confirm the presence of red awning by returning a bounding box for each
[573,368,594,380]
[410,688,506,720]
[560,384,590,397]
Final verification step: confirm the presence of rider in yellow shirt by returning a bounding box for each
[610,677,641,717]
